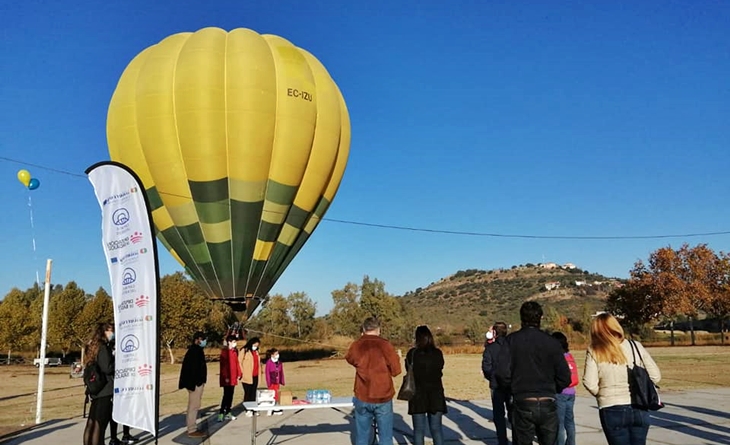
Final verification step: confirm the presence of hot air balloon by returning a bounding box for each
[106,27,350,318]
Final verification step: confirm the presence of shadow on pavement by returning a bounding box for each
[0,420,71,445]
[651,408,730,445]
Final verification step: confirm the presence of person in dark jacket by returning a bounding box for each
[495,302,572,445]
[407,325,447,445]
[481,322,511,445]
[178,331,208,438]
[83,323,115,445]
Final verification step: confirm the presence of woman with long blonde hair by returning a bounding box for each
[583,313,661,445]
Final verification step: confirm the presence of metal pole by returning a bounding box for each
[35,259,52,425]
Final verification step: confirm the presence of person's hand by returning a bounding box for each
[225,378,230,384]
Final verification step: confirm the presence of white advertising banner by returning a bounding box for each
[87,162,159,437]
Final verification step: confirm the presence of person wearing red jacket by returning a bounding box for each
[218,335,243,421]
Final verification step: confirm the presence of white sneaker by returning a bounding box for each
[245,411,253,418]
[224,413,236,421]
[273,411,283,416]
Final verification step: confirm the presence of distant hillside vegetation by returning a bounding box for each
[400,263,624,329]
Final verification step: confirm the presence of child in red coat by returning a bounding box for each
[218,335,242,421]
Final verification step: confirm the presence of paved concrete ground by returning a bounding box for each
[4,388,730,444]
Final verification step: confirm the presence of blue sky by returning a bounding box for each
[2,1,729,315]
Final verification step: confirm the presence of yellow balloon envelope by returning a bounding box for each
[106,27,350,317]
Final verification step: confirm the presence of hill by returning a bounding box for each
[400,263,623,330]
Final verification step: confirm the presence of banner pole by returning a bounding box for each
[35,259,53,424]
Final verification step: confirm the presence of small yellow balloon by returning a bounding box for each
[17,169,31,187]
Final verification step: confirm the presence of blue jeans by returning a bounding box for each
[556,393,576,445]
[512,398,559,445]
[412,412,444,445]
[491,388,511,445]
[354,398,393,445]
[599,405,650,445]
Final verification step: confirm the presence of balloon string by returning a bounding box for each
[28,194,40,287]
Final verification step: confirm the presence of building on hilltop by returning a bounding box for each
[544,281,561,291]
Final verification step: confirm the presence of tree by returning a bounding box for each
[464,318,486,345]
[206,302,238,344]
[359,276,408,341]
[708,252,730,344]
[75,287,114,363]
[606,271,662,337]
[48,281,87,358]
[329,283,365,338]
[253,294,294,341]
[159,272,211,363]
[288,292,316,339]
[0,288,35,362]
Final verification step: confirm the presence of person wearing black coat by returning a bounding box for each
[83,323,116,445]
[178,331,208,438]
[406,326,447,445]
[481,322,512,445]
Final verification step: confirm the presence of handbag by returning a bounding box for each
[396,356,416,401]
[627,340,663,411]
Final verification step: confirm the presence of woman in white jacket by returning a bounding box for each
[583,313,661,445]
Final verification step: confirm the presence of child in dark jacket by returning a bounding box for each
[265,348,285,416]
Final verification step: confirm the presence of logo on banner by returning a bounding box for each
[102,188,139,206]
[111,250,148,267]
[138,364,153,377]
[107,236,131,251]
[114,384,154,394]
[122,268,136,285]
[120,334,140,353]
[130,232,143,244]
[135,295,150,307]
[115,366,137,379]
[112,208,130,226]
[117,298,135,312]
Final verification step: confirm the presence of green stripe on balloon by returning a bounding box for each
[193,199,230,225]
[231,200,264,298]
[265,180,297,205]
[257,221,281,243]
[207,241,234,297]
[285,204,310,230]
[189,178,229,202]
[147,187,164,211]
[176,222,206,245]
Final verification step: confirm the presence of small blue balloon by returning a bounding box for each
[28,178,40,190]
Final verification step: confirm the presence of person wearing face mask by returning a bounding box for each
[82,323,115,445]
[217,335,243,422]
[265,348,285,416]
[239,337,261,417]
[179,331,208,438]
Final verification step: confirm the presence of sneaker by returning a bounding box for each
[121,436,139,444]
[273,410,283,416]
[187,431,206,438]
[217,413,224,422]
[224,413,236,421]
[245,411,253,418]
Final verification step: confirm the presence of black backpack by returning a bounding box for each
[83,362,107,396]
